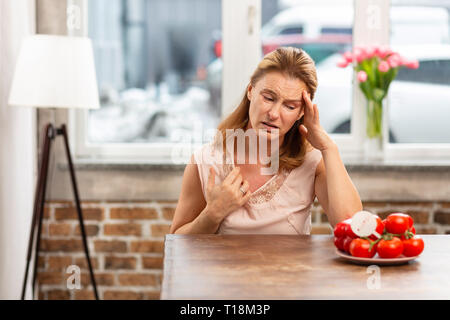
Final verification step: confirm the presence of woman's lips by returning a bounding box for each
[261,121,279,131]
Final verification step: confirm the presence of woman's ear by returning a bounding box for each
[247,84,253,101]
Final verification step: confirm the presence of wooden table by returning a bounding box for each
[161,234,450,299]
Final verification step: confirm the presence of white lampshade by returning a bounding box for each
[8,34,99,109]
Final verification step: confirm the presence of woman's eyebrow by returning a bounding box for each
[261,89,302,103]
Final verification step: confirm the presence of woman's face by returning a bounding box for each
[246,71,307,142]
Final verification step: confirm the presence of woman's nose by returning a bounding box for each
[268,102,281,120]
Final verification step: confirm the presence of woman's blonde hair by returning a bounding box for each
[216,47,318,171]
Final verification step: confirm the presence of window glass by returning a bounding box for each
[87,0,221,143]
[396,60,450,85]
[388,1,450,143]
[279,26,304,35]
[320,27,352,35]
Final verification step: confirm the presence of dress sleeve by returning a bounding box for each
[310,148,323,172]
[285,147,323,203]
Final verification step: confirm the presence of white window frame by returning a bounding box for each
[70,0,450,163]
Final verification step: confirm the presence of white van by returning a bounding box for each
[261,5,449,45]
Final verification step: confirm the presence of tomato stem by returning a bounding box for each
[369,238,381,251]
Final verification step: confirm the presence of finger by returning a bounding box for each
[302,90,315,120]
[301,91,308,114]
[223,166,240,185]
[299,124,308,136]
[232,173,243,188]
[307,93,316,119]
[239,180,250,194]
[313,104,320,123]
[207,167,216,190]
[303,90,312,106]
[239,189,253,205]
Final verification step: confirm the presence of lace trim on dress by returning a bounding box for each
[222,163,290,205]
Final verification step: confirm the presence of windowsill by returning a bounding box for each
[344,162,450,172]
[343,157,450,172]
[59,157,450,172]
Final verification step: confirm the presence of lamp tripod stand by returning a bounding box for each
[21,123,98,300]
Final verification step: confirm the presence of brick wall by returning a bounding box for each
[36,200,450,300]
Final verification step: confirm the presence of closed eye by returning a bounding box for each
[262,95,274,102]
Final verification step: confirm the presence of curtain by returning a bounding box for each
[0,0,36,299]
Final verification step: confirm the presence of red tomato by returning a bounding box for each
[395,213,414,227]
[349,238,377,258]
[333,222,347,238]
[402,237,424,257]
[404,214,414,229]
[342,219,358,238]
[401,226,416,240]
[385,213,412,235]
[334,237,345,251]
[343,236,353,253]
[377,237,404,258]
[369,216,385,240]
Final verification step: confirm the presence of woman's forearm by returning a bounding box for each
[173,205,223,234]
[321,143,363,225]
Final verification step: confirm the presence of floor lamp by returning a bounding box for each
[8,35,100,300]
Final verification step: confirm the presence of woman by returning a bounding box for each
[170,47,362,234]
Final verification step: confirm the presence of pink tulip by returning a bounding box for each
[343,51,354,63]
[387,53,401,68]
[357,70,368,82]
[365,46,376,59]
[374,45,391,59]
[353,47,367,63]
[337,59,349,68]
[373,45,382,58]
[404,59,419,69]
[378,61,390,72]
[398,55,409,67]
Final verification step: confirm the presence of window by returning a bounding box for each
[72,0,222,160]
[71,0,450,162]
[388,2,450,145]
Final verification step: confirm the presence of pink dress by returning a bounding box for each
[193,141,323,234]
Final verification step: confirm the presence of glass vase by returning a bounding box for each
[364,99,384,161]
